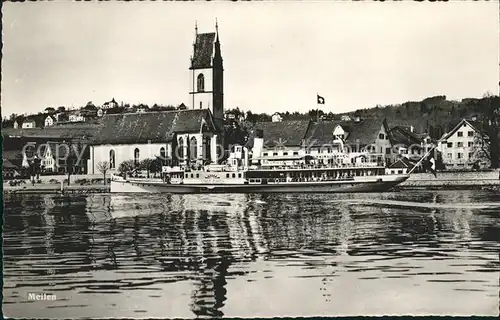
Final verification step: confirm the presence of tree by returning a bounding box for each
[84,102,97,110]
[139,158,162,178]
[57,106,66,113]
[471,133,491,169]
[45,107,56,113]
[118,160,136,174]
[97,161,110,185]
[473,95,500,168]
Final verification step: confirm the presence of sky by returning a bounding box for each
[2,1,499,117]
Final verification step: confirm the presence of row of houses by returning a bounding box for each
[4,109,101,130]
[270,112,353,123]
[1,109,491,179]
[2,99,189,130]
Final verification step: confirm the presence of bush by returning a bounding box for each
[36,179,42,184]
[75,178,90,185]
[9,179,26,186]
[49,179,59,184]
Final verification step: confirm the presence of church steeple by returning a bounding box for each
[215,18,219,42]
[189,22,224,121]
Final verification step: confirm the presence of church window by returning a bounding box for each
[134,148,140,165]
[190,137,198,160]
[160,147,166,160]
[199,101,203,109]
[197,74,205,92]
[109,150,115,169]
[178,138,184,159]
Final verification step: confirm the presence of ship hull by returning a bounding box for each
[110,175,409,194]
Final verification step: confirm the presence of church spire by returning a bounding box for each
[215,18,219,42]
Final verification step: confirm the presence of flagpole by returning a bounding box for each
[316,92,319,123]
[408,146,435,175]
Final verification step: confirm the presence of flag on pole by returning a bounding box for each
[425,148,437,178]
[317,94,325,105]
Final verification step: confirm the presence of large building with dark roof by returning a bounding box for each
[88,109,222,174]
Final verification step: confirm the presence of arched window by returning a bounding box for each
[109,149,115,169]
[160,147,166,160]
[134,148,140,165]
[190,136,198,160]
[178,137,184,159]
[197,74,205,92]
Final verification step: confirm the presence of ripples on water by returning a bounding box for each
[3,190,500,318]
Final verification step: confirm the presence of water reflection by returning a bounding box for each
[3,190,500,317]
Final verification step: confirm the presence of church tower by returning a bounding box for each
[189,21,224,121]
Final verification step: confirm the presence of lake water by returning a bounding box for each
[3,190,499,318]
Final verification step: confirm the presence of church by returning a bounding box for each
[88,23,225,175]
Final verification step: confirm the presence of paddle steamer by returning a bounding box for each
[110,160,409,194]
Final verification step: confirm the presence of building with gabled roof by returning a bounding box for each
[21,114,45,129]
[437,118,489,169]
[390,125,425,158]
[386,156,416,175]
[271,113,283,122]
[245,120,312,166]
[88,109,223,174]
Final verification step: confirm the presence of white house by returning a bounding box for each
[102,98,119,109]
[88,109,223,174]
[69,112,85,122]
[385,157,415,175]
[271,113,283,122]
[437,118,487,169]
[341,115,352,122]
[21,118,36,129]
[44,115,56,127]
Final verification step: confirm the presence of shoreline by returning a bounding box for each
[3,184,110,194]
[3,182,499,194]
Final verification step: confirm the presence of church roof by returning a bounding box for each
[191,33,216,69]
[91,109,219,145]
